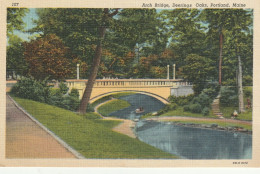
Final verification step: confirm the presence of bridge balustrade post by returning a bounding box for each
[167,65,170,79]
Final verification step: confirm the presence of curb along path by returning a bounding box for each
[6,95,79,159]
[94,99,137,138]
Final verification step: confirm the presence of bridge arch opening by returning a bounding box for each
[89,90,170,104]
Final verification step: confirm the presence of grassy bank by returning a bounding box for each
[12,97,177,159]
[141,107,217,120]
[98,99,130,117]
[220,106,252,121]
[91,92,136,108]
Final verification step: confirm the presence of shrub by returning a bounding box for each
[220,87,238,107]
[244,87,252,98]
[202,82,220,99]
[243,75,253,86]
[59,82,69,95]
[69,88,79,99]
[189,103,202,113]
[198,92,211,108]
[58,96,80,111]
[183,105,190,112]
[168,94,194,106]
[165,103,178,110]
[11,77,50,103]
[202,107,210,116]
[86,103,95,112]
[157,103,178,115]
[50,88,62,97]
[191,96,200,104]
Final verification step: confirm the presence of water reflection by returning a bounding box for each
[109,94,165,120]
[136,121,252,159]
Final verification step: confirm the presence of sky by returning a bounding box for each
[13,8,38,41]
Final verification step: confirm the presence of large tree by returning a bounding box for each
[162,9,207,67]
[7,35,28,77]
[33,8,160,79]
[182,54,214,94]
[77,9,119,114]
[225,9,253,113]
[24,34,73,80]
[7,8,29,78]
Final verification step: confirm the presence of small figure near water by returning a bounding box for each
[231,110,238,119]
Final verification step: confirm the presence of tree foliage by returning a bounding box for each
[7,8,29,37]
[7,35,28,76]
[182,54,214,94]
[7,8,253,112]
[23,34,73,80]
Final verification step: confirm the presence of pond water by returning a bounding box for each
[108,93,252,159]
[108,93,165,120]
[136,121,252,159]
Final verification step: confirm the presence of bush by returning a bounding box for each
[183,105,190,112]
[50,88,62,97]
[157,103,178,115]
[11,77,81,111]
[57,96,80,111]
[202,82,220,99]
[168,94,194,106]
[189,103,202,113]
[202,107,210,116]
[11,77,50,103]
[165,103,178,110]
[86,103,95,112]
[198,92,211,108]
[220,87,238,107]
[59,82,69,95]
[244,87,252,98]
[243,75,253,86]
[69,88,79,99]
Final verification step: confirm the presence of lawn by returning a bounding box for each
[12,97,177,159]
[91,92,136,107]
[141,107,218,119]
[220,106,252,121]
[97,99,131,117]
[220,86,253,121]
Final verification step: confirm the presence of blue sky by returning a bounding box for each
[13,8,38,41]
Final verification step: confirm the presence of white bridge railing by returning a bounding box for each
[66,79,191,88]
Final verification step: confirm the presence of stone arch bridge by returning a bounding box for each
[66,79,193,104]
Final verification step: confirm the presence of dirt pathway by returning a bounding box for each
[94,99,137,138]
[6,95,76,158]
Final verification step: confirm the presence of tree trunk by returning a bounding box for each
[218,29,223,85]
[78,11,107,114]
[238,55,245,113]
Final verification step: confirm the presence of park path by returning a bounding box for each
[6,95,76,158]
[211,94,224,118]
[94,99,137,138]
